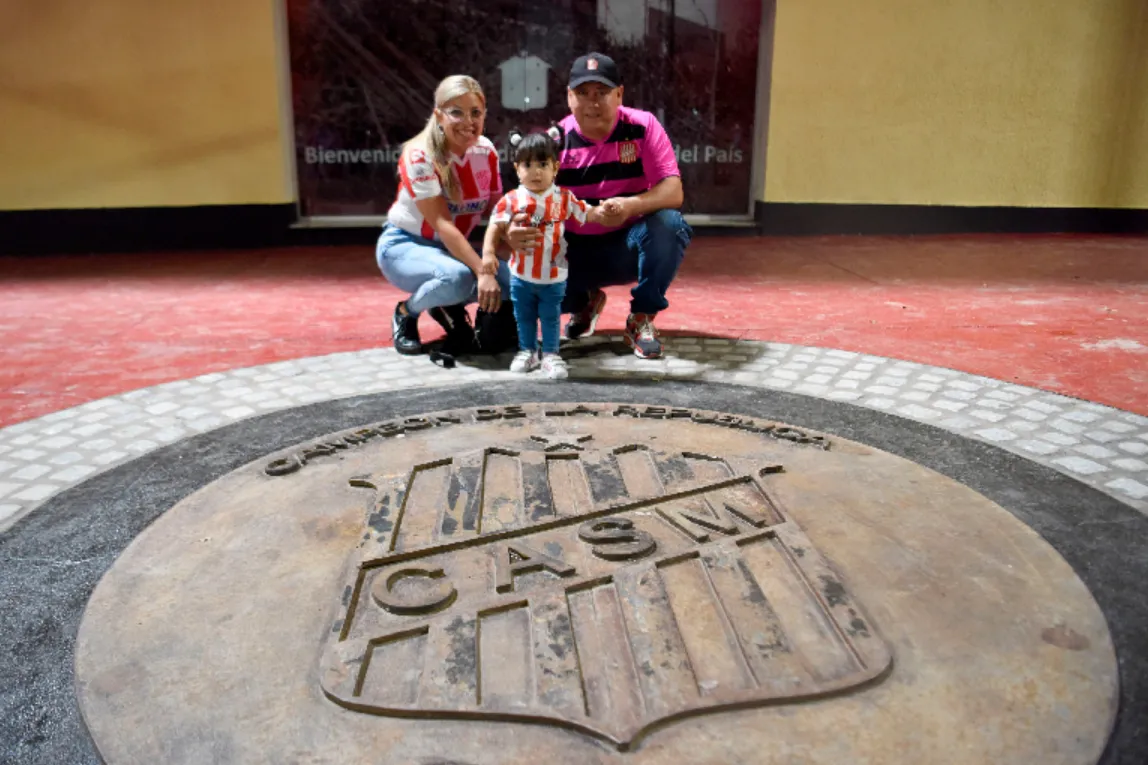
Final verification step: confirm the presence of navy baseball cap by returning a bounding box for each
[568,53,621,89]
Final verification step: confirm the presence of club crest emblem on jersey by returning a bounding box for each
[475,170,491,190]
[618,141,638,164]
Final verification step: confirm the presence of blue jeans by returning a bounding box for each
[375,224,511,315]
[563,208,692,315]
[510,276,565,354]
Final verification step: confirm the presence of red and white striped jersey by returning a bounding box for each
[491,185,589,284]
[386,136,501,241]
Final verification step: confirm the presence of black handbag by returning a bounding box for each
[473,301,518,355]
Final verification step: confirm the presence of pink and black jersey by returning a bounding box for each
[491,185,589,284]
[556,106,680,235]
[386,136,501,241]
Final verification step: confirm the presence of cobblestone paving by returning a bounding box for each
[2,336,1146,532]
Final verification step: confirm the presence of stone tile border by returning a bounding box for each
[1,336,1146,532]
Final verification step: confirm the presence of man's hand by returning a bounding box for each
[597,197,638,228]
[506,212,542,250]
[476,272,501,312]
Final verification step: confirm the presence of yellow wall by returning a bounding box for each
[3,0,1145,212]
[0,0,291,210]
[764,0,1148,208]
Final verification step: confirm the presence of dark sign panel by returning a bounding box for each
[286,0,763,218]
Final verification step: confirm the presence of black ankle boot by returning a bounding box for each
[428,304,475,358]
[392,302,422,355]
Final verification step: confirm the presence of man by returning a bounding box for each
[507,52,692,359]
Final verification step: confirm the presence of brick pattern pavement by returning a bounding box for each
[2,336,1145,532]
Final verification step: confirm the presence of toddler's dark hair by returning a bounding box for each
[509,128,561,166]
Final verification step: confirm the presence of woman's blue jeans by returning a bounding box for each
[376,224,511,315]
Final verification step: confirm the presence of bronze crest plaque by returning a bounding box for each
[76,402,1118,765]
[318,407,889,749]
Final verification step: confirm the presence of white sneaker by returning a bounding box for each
[540,353,569,380]
[510,350,539,373]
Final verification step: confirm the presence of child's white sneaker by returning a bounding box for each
[540,353,569,380]
[510,350,539,373]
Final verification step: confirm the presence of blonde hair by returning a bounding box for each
[403,75,486,200]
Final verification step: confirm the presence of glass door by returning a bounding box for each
[285,0,765,221]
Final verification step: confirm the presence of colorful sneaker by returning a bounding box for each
[509,350,539,374]
[540,353,569,380]
[392,301,422,355]
[564,288,607,340]
[624,313,663,359]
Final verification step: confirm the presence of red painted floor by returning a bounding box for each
[1,234,1146,427]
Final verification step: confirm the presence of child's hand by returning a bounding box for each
[595,198,631,227]
[601,199,623,216]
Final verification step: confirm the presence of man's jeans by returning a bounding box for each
[562,209,692,315]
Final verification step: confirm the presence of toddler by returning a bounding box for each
[483,128,606,379]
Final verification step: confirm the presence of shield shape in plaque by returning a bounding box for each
[319,434,892,749]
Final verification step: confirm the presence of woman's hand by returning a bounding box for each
[506,212,542,250]
[477,272,501,312]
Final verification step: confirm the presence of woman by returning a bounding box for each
[376,75,512,357]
